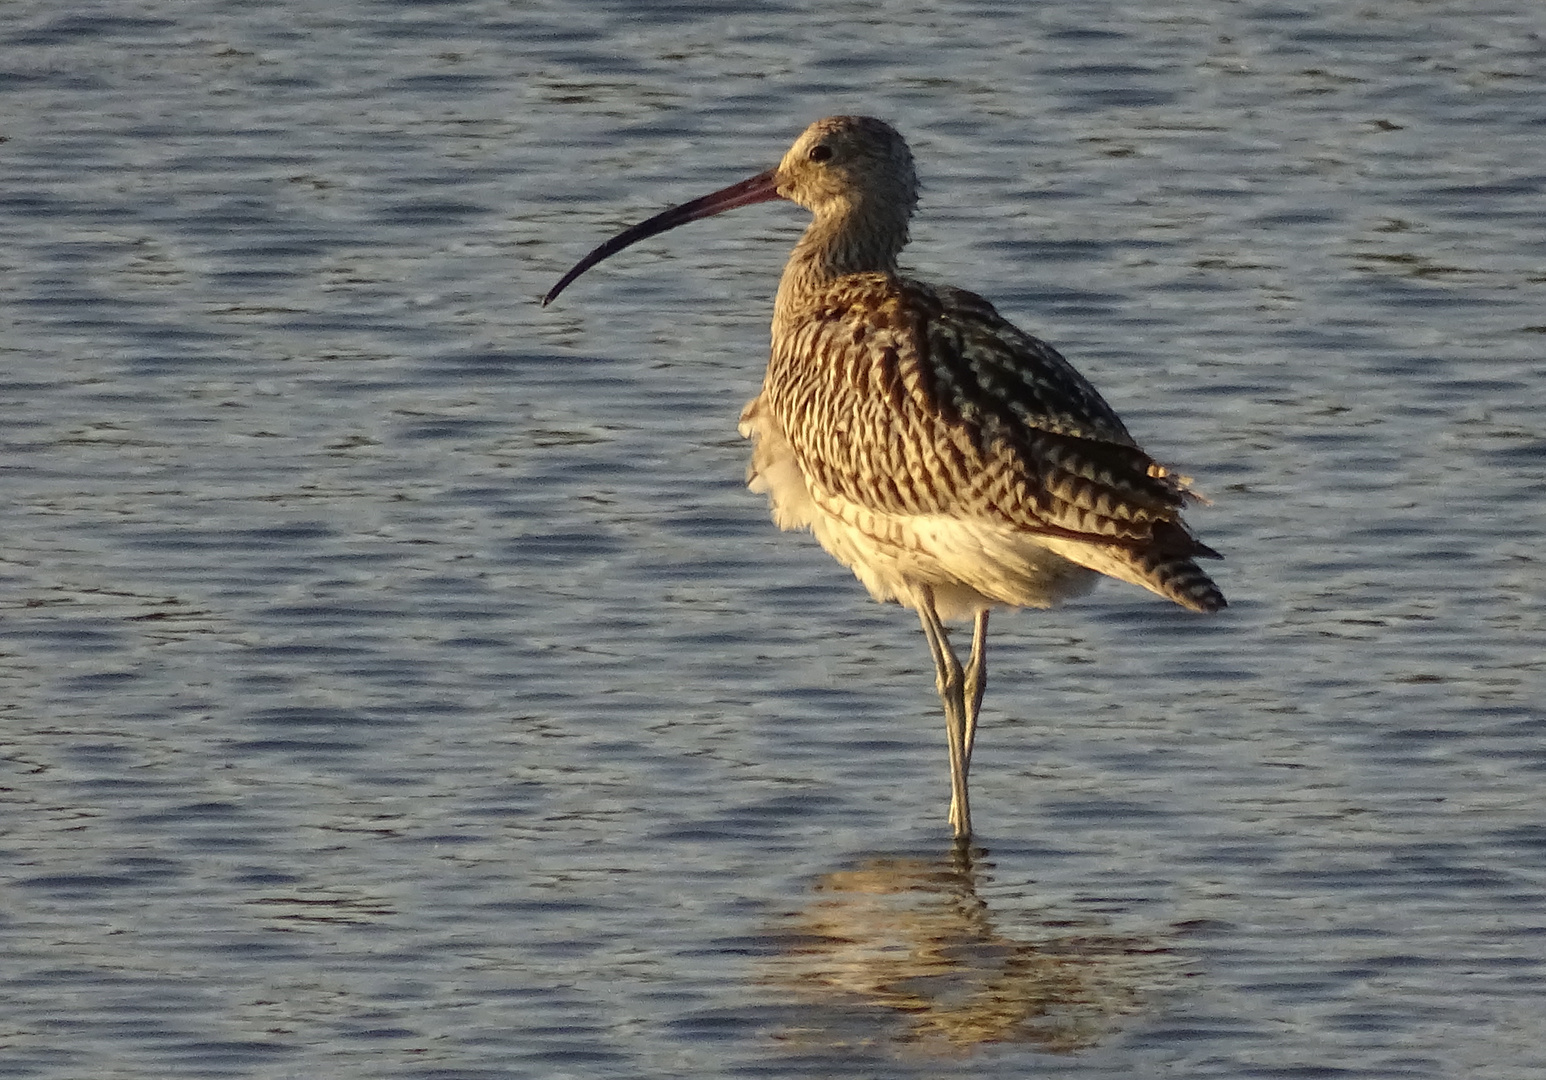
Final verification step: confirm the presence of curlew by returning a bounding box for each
[543,116,1225,840]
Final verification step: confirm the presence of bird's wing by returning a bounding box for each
[767,276,1214,556]
[926,283,1136,446]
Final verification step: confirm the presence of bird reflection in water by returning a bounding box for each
[763,846,1171,1055]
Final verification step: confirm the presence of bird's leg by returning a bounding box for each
[962,608,989,768]
[914,587,972,840]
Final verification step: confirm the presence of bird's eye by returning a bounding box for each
[807,143,833,162]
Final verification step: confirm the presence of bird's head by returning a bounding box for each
[542,115,916,306]
[774,116,918,223]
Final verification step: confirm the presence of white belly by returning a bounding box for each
[739,397,1100,621]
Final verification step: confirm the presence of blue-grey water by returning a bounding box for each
[3,1,1543,1077]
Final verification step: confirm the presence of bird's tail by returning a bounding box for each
[1125,517,1226,612]
[1130,549,1226,613]
[1042,518,1226,614]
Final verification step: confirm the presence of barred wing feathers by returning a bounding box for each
[764,276,1224,613]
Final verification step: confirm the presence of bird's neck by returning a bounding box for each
[775,201,908,320]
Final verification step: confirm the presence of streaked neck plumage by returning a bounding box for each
[774,195,911,324]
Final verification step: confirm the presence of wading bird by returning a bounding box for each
[543,116,1224,840]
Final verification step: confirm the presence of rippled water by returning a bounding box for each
[2,1,1543,1077]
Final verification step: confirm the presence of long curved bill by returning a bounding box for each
[542,167,783,306]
